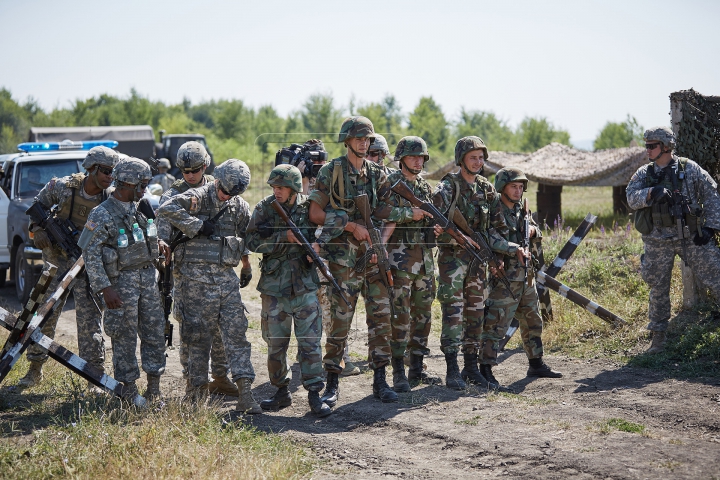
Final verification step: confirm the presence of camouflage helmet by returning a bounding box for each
[267,164,302,194]
[82,146,120,170]
[643,126,675,148]
[176,141,211,170]
[112,157,152,185]
[214,158,251,196]
[494,167,528,193]
[158,158,171,169]
[454,136,489,166]
[338,116,375,143]
[395,136,429,163]
[368,134,390,155]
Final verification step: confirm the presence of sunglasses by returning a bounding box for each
[367,151,383,158]
[97,166,113,176]
[645,143,662,151]
[183,166,204,174]
[218,184,241,197]
[137,182,149,190]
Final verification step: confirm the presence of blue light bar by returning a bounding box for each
[17,140,119,152]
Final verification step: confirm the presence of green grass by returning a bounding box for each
[591,418,646,435]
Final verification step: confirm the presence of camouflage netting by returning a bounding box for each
[671,89,720,181]
[427,143,648,187]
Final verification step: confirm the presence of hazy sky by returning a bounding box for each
[1,0,718,146]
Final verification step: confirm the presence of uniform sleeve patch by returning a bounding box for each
[85,220,98,231]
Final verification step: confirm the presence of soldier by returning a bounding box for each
[157,159,260,414]
[157,141,246,397]
[385,136,441,389]
[78,158,166,399]
[308,116,417,404]
[149,158,176,193]
[627,126,720,353]
[433,136,521,390]
[479,167,562,389]
[17,146,119,389]
[367,134,394,174]
[246,164,331,417]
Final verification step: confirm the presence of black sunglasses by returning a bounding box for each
[97,166,113,176]
[645,143,662,150]
[218,184,241,197]
[183,166,204,174]
[367,151,383,158]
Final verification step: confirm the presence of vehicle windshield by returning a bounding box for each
[15,160,81,198]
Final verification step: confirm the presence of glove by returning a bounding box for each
[240,267,252,288]
[650,186,671,204]
[199,220,215,237]
[33,229,52,250]
[257,223,273,239]
[693,227,715,246]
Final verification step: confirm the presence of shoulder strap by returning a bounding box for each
[329,157,354,213]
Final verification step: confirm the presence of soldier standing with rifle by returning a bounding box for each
[432,136,522,390]
[157,141,246,397]
[479,168,562,390]
[308,116,413,404]
[627,126,720,353]
[18,146,119,389]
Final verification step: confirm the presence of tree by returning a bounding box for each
[0,89,34,154]
[408,96,449,152]
[455,108,515,151]
[515,117,571,152]
[253,105,285,152]
[593,115,644,150]
[301,93,342,136]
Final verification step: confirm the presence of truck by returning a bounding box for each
[155,130,215,176]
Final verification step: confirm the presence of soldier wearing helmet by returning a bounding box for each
[156,142,247,397]
[380,136,441,390]
[78,157,166,401]
[431,136,524,391]
[308,116,408,405]
[149,158,176,193]
[627,126,720,354]
[157,159,261,414]
[477,167,562,389]
[367,134,394,174]
[245,165,330,417]
[17,145,120,389]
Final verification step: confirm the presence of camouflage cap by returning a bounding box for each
[495,167,528,193]
[158,158,171,169]
[395,136,429,162]
[82,146,120,170]
[267,164,302,193]
[338,116,375,143]
[368,134,390,155]
[644,126,675,147]
[304,138,326,152]
[176,141,211,170]
[454,136,488,166]
[113,157,152,185]
[215,158,251,196]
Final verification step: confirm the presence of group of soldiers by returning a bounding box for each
[18,113,588,418]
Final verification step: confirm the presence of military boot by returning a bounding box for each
[460,353,488,385]
[320,372,339,407]
[308,389,332,417]
[145,374,162,401]
[444,352,466,390]
[17,361,43,388]
[120,381,139,400]
[647,331,666,354]
[479,364,500,390]
[391,357,410,393]
[260,386,292,411]
[372,366,399,403]
[408,354,441,386]
[184,383,209,404]
[208,374,239,396]
[340,360,361,376]
[235,378,262,414]
[527,358,563,378]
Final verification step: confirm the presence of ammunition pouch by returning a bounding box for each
[221,236,243,267]
[102,246,119,279]
[183,235,243,266]
[633,207,653,235]
[651,202,675,228]
[118,240,154,271]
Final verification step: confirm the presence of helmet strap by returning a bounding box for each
[89,168,104,191]
[400,159,422,175]
[346,141,367,159]
[461,159,482,176]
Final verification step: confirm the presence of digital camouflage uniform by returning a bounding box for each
[150,172,176,193]
[246,191,323,391]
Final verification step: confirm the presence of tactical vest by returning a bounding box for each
[177,193,243,267]
[56,173,108,231]
[170,174,215,194]
[328,156,378,220]
[389,172,433,245]
[260,195,312,275]
[102,199,158,273]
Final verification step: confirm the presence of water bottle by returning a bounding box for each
[118,229,129,248]
[146,219,157,237]
[132,223,145,242]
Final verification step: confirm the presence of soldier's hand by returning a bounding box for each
[286,229,301,245]
[516,247,529,266]
[33,229,52,250]
[311,242,321,256]
[102,287,123,309]
[257,223,273,239]
[199,220,215,237]
[349,223,371,243]
[411,208,433,221]
[650,186,671,204]
[158,240,171,264]
[240,267,252,288]
[433,224,444,237]
[529,225,537,238]
[467,237,481,250]
[693,227,715,246]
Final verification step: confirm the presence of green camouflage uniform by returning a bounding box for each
[432,172,515,355]
[309,155,401,372]
[246,193,324,391]
[480,201,543,365]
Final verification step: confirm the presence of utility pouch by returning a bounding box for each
[102,246,119,279]
[685,211,701,235]
[651,203,674,228]
[118,241,152,270]
[634,208,653,235]
[220,236,243,267]
[184,237,221,264]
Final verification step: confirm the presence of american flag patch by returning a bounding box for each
[85,220,98,231]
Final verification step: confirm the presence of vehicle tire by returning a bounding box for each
[15,243,34,304]
[0,269,6,288]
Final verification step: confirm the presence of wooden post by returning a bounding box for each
[536,184,562,226]
[612,185,629,214]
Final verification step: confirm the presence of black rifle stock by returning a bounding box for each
[353,194,396,317]
[669,169,692,266]
[390,180,515,299]
[159,255,174,347]
[270,199,351,307]
[522,198,531,281]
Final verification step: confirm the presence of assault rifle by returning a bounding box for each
[522,198,531,281]
[354,193,396,317]
[391,180,515,299]
[668,167,692,266]
[159,254,174,348]
[270,199,351,306]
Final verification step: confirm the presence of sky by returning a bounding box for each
[0,0,718,147]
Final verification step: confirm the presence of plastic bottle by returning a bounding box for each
[146,219,157,237]
[132,223,145,242]
[118,229,129,248]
